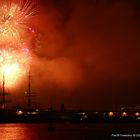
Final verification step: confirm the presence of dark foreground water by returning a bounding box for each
[0,123,140,140]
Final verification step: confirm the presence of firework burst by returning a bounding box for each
[0,46,31,88]
[0,0,37,44]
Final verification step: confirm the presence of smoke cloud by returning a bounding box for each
[14,0,140,110]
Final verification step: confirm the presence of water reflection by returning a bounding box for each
[0,123,140,140]
[0,124,48,140]
[0,124,23,140]
[0,123,85,140]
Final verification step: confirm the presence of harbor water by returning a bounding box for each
[0,123,140,140]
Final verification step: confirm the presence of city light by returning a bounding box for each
[135,112,140,117]
[121,112,128,117]
[108,112,114,117]
[16,110,23,115]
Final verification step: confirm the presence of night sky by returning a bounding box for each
[9,0,140,110]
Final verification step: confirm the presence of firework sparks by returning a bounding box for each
[0,47,31,88]
[0,0,37,44]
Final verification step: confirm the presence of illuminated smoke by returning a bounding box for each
[31,0,140,109]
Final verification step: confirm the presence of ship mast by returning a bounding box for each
[2,51,6,110]
[2,70,5,109]
[27,69,31,111]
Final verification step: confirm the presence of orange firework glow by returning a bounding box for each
[0,0,36,90]
[0,47,31,88]
[0,0,37,44]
